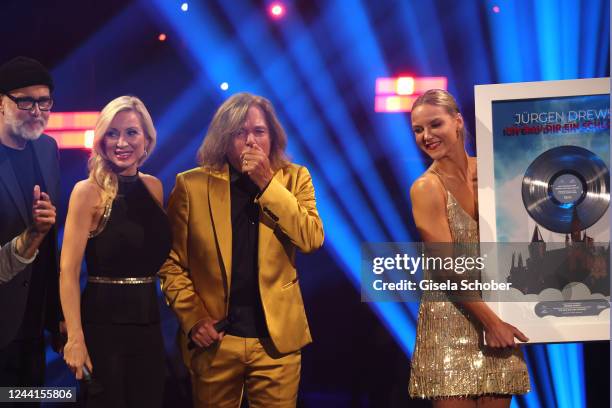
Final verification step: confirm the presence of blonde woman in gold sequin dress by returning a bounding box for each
[408,89,530,407]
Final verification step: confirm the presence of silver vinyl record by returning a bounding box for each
[521,145,610,233]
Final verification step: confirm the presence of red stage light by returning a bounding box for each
[158,33,167,41]
[375,76,447,112]
[269,3,285,19]
[492,5,500,13]
[46,112,98,149]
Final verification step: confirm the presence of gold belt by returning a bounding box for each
[87,276,156,284]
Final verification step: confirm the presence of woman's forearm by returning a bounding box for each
[59,273,85,341]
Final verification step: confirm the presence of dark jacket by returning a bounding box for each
[0,134,61,348]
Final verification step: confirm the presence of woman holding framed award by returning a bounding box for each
[408,89,530,407]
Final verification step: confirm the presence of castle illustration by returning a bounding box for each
[507,209,610,296]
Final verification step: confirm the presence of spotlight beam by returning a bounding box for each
[277,6,412,242]
[318,1,426,188]
[217,0,410,244]
[484,0,525,82]
[535,0,562,79]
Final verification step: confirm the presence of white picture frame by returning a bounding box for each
[475,78,610,343]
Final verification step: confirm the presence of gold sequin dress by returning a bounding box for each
[409,175,530,399]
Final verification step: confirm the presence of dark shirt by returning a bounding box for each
[226,166,269,338]
[5,142,38,218]
[2,142,52,339]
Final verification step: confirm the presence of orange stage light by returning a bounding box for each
[46,112,98,149]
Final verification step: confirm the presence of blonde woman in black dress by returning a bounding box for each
[60,96,170,407]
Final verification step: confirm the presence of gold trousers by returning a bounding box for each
[190,335,301,408]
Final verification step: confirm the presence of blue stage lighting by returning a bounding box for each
[320,1,426,186]
[220,1,412,242]
[485,0,524,82]
[535,1,562,80]
[547,343,586,408]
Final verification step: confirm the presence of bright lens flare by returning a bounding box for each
[269,3,285,19]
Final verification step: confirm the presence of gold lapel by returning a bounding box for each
[207,164,232,288]
[258,168,285,266]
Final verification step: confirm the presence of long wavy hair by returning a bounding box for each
[197,92,290,171]
[88,95,156,203]
[411,89,465,140]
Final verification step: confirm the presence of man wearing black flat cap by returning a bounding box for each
[0,56,63,396]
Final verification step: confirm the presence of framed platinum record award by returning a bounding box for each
[475,78,610,343]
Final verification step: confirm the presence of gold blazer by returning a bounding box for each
[159,163,324,359]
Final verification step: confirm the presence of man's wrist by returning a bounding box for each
[256,177,272,192]
[26,224,45,238]
[15,227,45,259]
[255,170,274,192]
[11,236,37,264]
[15,231,29,257]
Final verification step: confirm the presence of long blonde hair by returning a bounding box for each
[88,95,156,202]
[197,92,290,171]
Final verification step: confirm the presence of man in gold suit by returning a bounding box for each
[159,92,324,408]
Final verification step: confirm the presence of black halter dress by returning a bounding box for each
[81,174,171,408]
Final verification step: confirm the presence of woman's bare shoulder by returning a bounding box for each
[67,179,104,218]
[71,179,102,201]
[410,172,445,203]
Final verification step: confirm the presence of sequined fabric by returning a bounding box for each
[409,186,530,399]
